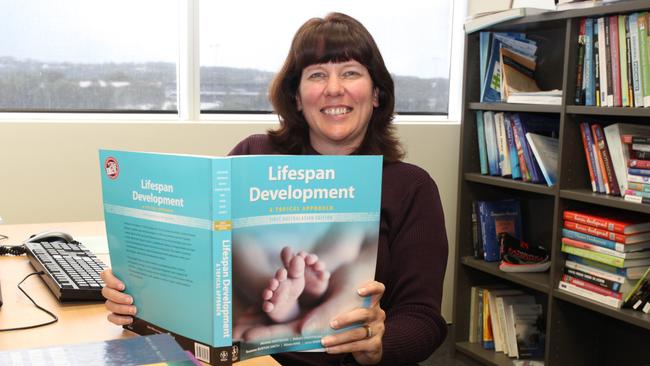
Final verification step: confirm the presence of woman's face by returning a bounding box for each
[296,60,378,155]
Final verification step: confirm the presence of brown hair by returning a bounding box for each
[267,12,404,161]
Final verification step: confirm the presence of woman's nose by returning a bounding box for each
[324,76,344,96]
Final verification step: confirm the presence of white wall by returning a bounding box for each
[0,121,460,321]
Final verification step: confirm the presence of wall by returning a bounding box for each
[0,121,460,321]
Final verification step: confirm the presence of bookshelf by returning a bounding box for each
[453,1,650,366]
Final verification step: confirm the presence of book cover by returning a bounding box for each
[563,210,650,235]
[501,294,536,358]
[500,46,539,101]
[619,14,630,107]
[509,113,531,182]
[99,150,382,363]
[558,280,623,308]
[0,334,195,366]
[503,113,522,180]
[476,199,522,262]
[563,266,628,293]
[566,254,649,280]
[525,132,558,186]
[561,237,650,260]
[511,303,544,359]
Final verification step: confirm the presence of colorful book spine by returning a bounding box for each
[579,122,598,192]
[576,18,586,105]
[598,17,609,107]
[565,259,626,284]
[609,15,622,107]
[629,13,644,107]
[564,267,622,292]
[511,114,540,183]
[628,181,650,192]
[629,167,650,177]
[503,114,521,180]
[563,210,649,234]
[562,228,623,252]
[562,274,623,299]
[585,18,596,106]
[619,14,630,107]
[604,16,614,107]
[638,12,650,107]
[593,124,620,195]
[510,115,531,182]
[629,159,650,169]
[625,188,650,199]
[476,111,488,175]
[484,111,500,176]
[561,242,625,268]
[558,281,622,308]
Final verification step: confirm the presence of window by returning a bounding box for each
[0,0,178,112]
[199,1,453,115]
[1,0,460,118]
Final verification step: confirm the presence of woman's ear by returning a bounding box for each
[296,94,303,111]
[372,88,379,108]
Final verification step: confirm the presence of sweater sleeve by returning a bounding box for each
[378,173,449,365]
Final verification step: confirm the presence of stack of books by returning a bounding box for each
[479,31,562,105]
[468,285,545,360]
[559,210,650,308]
[579,122,650,204]
[574,12,650,107]
[476,111,559,186]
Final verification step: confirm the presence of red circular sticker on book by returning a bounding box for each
[105,157,119,180]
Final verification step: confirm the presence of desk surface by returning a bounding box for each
[0,221,278,366]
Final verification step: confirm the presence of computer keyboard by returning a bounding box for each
[24,240,107,301]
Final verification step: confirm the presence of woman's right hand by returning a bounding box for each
[100,268,137,325]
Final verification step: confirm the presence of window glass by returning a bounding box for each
[199,1,451,114]
[0,0,178,112]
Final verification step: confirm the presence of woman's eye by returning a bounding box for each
[342,70,360,78]
[308,72,326,79]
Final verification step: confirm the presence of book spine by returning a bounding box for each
[629,167,650,177]
[561,227,620,251]
[632,142,650,152]
[585,18,596,106]
[564,219,629,243]
[632,136,650,144]
[476,111,489,175]
[558,281,622,308]
[565,259,626,283]
[626,15,635,107]
[619,15,630,107]
[562,237,626,259]
[638,12,650,107]
[510,114,531,182]
[504,114,521,180]
[598,17,609,107]
[593,124,620,195]
[625,188,650,199]
[595,22,602,106]
[579,122,598,192]
[604,16,614,107]
[482,288,494,349]
[212,159,233,352]
[561,243,625,268]
[477,287,484,345]
[629,13,644,107]
[627,181,650,192]
[566,254,628,277]
[627,173,650,183]
[512,114,540,183]
[623,194,650,204]
[562,274,623,299]
[629,159,650,169]
[609,15,622,107]
[562,211,629,234]
[564,267,622,292]
[484,111,501,176]
[494,113,512,177]
[576,18,586,105]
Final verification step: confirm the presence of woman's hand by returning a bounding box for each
[100,269,137,326]
[321,281,386,365]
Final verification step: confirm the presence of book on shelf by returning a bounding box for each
[561,274,623,301]
[464,7,553,34]
[563,266,630,293]
[99,150,382,363]
[604,123,650,197]
[567,254,649,280]
[0,334,197,366]
[579,122,599,192]
[561,237,650,260]
[487,288,525,353]
[629,13,644,107]
[622,266,650,309]
[500,294,536,358]
[500,46,539,101]
[495,112,513,177]
[562,228,650,253]
[506,90,562,105]
[563,210,650,235]
[561,241,650,268]
[575,18,587,105]
[638,12,650,107]
[592,123,620,195]
[476,111,489,175]
[558,280,623,308]
[563,219,650,245]
[469,286,482,343]
[475,199,523,262]
[609,15,622,107]
[511,303,545,359]
[525,133,558,186]
[618,14,631,107]
[483,111,502,176]
[556,0,603,11]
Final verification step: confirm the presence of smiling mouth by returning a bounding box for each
[322,107,352,116]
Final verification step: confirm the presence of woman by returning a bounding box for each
[102,12,448,365]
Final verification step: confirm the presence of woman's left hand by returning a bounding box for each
[321,280,386,365]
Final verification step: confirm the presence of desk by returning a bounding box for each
[0,221,278,366]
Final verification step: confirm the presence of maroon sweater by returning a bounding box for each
[229,134,448,366]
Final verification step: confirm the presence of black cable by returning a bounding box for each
[0,271,59,331]
[0,244,27,256]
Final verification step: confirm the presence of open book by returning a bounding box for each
[100,150,382,363]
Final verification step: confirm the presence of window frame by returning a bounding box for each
[0,0,465,124]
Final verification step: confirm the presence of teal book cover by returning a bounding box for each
[99,150,382,363]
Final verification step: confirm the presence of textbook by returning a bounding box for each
[0,334,198,366]
[99,150,382,364]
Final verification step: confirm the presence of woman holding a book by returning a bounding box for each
[102,12,448,365]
